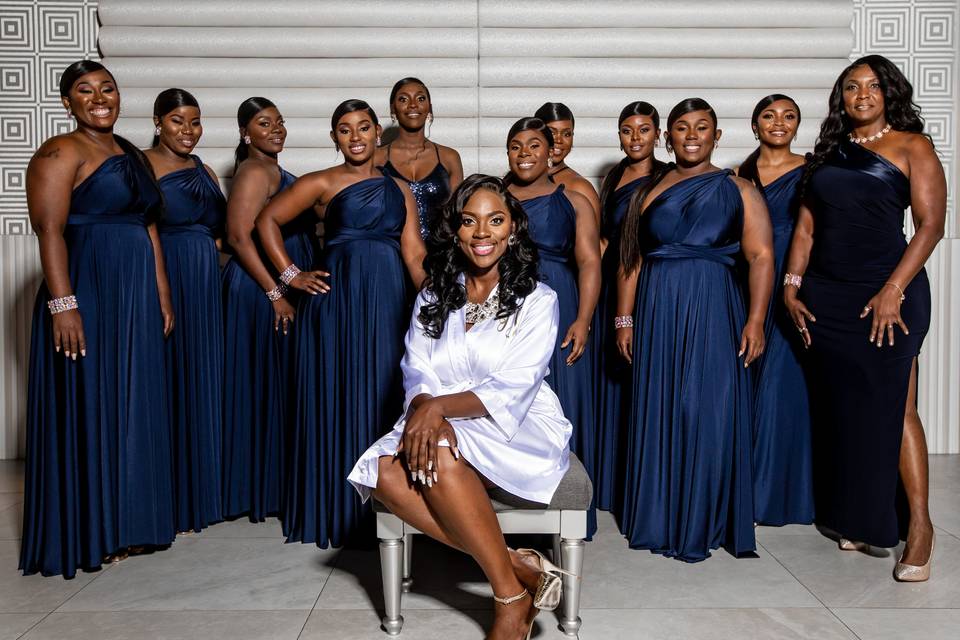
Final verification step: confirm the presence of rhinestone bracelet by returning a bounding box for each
[884,281,906,303]
[47,294,78,315]
[783,273,803,289]
[279,264,301,286]
[265,283,288,302]
[614,315,634,329]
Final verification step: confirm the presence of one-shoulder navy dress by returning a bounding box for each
[158,156,226,533]
[746,165,814,527]
[381,144,450,239]
[803,141,930,547]
[20,154,175,578]
[221,167,318,522]
[594,176,650,512]
[521,186,597,535]
[285,176,412,547]
[616,170,755,562]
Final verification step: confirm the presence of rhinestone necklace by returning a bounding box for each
[849,124,891,144]
[464,288,500,325]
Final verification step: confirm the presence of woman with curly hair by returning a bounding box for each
[784,55,946,581]
[349,174,573,640]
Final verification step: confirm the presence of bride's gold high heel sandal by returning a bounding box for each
[516,548,578,611]
[492,588,535,640]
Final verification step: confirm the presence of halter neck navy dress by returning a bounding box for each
[521,185,597,536]
[381,144,450,239]
[803,140,930,547]
[221,166,318,522]
[285,175,411,547]
[595,175,650,512]
[616,170,755,562]
[20,153,175,578]
[743,165,814,526]
[158,156,226,533]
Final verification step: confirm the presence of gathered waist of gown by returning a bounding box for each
[159,223,215,237]
[325,227,400,250]
[66,213,146,226]
[645,242,739,266]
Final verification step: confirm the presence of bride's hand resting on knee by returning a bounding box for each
[397,399,459,488]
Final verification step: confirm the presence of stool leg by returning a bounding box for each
[552,534,562,566]
[379,538,404,635]
[401,533,414,592]
[559,538,584,637]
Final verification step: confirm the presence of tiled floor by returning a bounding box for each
[1,457,958,639]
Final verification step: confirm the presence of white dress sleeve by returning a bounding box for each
[469,286,559,441]
[401,291,444,412]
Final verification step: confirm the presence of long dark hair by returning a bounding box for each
[418,174,540,339]
[234,96,277,171]
[59,60,162,220]
[738,94,801,186]
[503,117,554,186]
[152,88,200,148]
[389,77,433,118]
[802,54,927,195]
[534,102,575,126]
[620,97,719,271]
[597,101,666,239]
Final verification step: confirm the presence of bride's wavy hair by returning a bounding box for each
[801,54,928,195]
[418,174,540,339]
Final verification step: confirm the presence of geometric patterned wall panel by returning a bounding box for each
[0,0,99,236]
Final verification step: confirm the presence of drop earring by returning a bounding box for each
[547,158,554,168]
[155,125,161,136]
[243,135,251,144]
[391,114,396,126]
[377,136,382,146]
[508,233,517,246]
[427,113,433,138]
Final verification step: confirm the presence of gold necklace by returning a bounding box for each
[849,124,891,144]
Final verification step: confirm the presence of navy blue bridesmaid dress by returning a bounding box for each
[746,165,814,526]
[221,167,318,522]
[616,170,755,562]
[285,175,411,547]
[20,153,175,578]
[803,141,930,547]
[521,186,597,535]
[158,156,226,533]
[594,176,650,512]
[381,144,450,239]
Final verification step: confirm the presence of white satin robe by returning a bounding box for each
[348,282,572,505]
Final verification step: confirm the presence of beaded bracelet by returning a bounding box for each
[614,315,634,329]
[265,283,288,302]
[279,264,301,286]
[783,273,803,289]
[47,295,78,315]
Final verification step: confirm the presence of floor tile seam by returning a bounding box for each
[19,563,117,639]
[296,553,341,638]
[756,538,864,639]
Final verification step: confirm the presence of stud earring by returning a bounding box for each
[547,158,554,168]
[243,135,251,144]
[376,136,381,146]
[508,233,517,246]
[391,114,396,126]
[155,125,161,136]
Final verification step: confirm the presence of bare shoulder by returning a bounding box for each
[564,187,592,213]
[728,173,756,192]
[435,143,462,165]
[202,163,220,183]
[234,157,278,182]
[901,131,938,160]
[31,133,82,165]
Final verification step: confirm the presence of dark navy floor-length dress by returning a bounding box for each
[803,141,930,547]
[748,165,814,527]
[20,153,175,578]
[221,167,318,522]
[594,176,650,512]
[617,170,755,562]
[521,186,597,536]
[285,176,411,547]
[158,156,226,533]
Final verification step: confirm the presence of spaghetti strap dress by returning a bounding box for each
[221,167,318,522]
[158,156,227,533]
[20,153,175,578]
[381,143,450,239]
[616,170,755,562]
[284,176,412,548]
[802,140,930,547]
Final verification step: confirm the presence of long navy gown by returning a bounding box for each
[521,186,597,536]
[803,141,929,547]
[158,156,226,533]
[381,143,450,239]
[617,170,755,562]
[221,167,318,522]
[594,176,650,512]
[285,176,411,547]
[745,165,814,526]
[20,153,175,578]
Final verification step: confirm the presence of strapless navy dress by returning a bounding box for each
[803,141,930,547]
[616,170,755,562]
[522,186,597,536]
[158,156,226,533]
[381,144,451,239]
[20,154,175,577]
[745,165,814,527]
[221,167,318,522]
[594,176,650,512]
[284,176,412,547]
